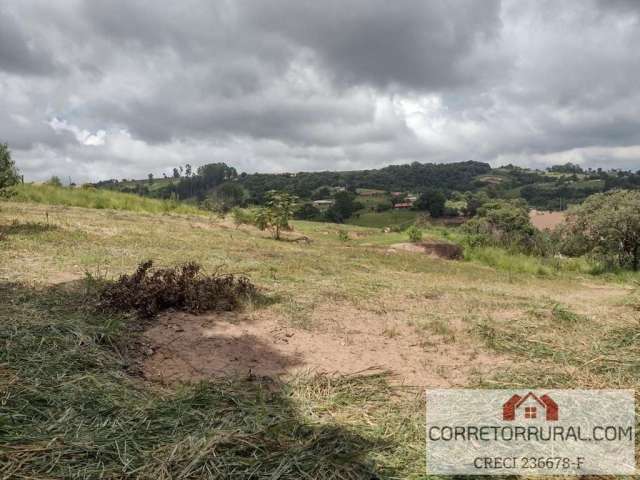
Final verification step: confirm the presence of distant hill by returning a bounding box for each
[94,160,640,211]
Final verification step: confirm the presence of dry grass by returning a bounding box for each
[1,200,639,478]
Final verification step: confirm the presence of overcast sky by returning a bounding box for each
[1,0,640,182]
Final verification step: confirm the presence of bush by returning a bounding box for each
[255,191,297,239]
[561,190,640,270]
[0,143,20,189]
[231,207,255,227]
[406,225,422,243]
[461,199,544,254]
[295,202,321,220]
[97,260,256,318]
[375,202,392,212]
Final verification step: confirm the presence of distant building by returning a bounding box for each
[312,199,334,206]
[393,202,413,209]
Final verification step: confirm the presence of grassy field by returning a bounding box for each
[346,209,417,228]
[2,183,204,215]
[1,200,639,478]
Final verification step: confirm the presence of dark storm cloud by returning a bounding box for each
[0,6,57,75]
[241,0,504,91]
[1,0,640,182]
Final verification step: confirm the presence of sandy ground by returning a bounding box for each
[142,306,506,387]
[529,210,566,230]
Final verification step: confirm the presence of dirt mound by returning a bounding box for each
[142,306,504,387]
[388,241,463,260]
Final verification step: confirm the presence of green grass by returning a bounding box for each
[346,210,417,229]
[2,184,204,215]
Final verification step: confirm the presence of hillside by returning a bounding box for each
[94,160,640,212]
[1,198,639,477]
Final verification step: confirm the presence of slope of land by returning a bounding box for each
[1,200,639,478]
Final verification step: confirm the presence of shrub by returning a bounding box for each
[231,207,255,227]
[295,202,321,220]
[462,199,543,254]
[97,260,256,318]
[561,190,640,271]
[406,225,422,243]
[255,190,297,239]
[375,202,392,212]
[47,176,63,187]
[0,143,20,189]
[337,230,349,242]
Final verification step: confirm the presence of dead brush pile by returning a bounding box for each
[98,260,256,318]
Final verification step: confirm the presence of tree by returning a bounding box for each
[294,202,321,220]
[255,190,298,240]
[185,164,192,177]
[562,190,640,270]
[47,176,62,187]
[462,199,538,252]
[0,143,19,188]
[464,191,489,217]
[414,189,446,218]
[215,182,246,211]
[148,173,154,184]
[172,168,180,178]
[324,191,360,223]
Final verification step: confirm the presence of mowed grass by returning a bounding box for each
[1,200,640,478]
[3,183,204,215]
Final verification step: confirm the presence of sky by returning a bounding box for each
[1,0,640,183]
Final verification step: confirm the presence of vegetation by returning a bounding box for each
[1,183,204,215]
[94,158,640,216]
[406,225,422,243]
[1,193,640,477]
[413,189,446,217]
[0,142,20,188]
[562,190,640,270]
[255,190,298,240]
[97,260,256,318]
[462,199,542,253]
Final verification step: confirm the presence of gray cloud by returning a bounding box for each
[0,0,639,183]
[0,6,58,75]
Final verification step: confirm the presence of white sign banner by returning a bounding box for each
[426,389,635,475]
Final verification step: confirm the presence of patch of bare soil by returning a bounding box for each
[143,305,505,387]
[388,241,463,260]
[529,210,566,230]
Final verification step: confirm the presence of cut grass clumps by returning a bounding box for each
[0,283,415,479]
[97,260,256,318]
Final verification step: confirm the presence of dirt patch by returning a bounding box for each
[142,306,505,387]
[529,210,566,230]
[388,241,463,260]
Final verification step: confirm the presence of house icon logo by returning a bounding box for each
[503,392,558,421]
